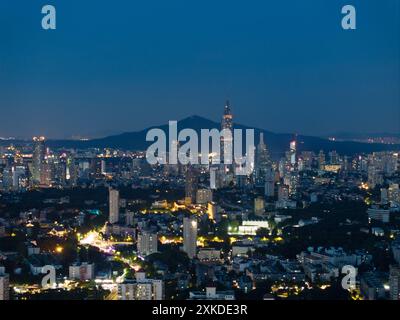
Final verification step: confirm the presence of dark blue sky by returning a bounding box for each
[0,0,399,139]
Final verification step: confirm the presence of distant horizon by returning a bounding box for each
[1,113,400,141]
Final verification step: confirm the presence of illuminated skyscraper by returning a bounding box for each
[287,137,299,197]
[255,132,271,186]
[31,136,46,184]
[183,216,198,259]
[220,100,233,167]
[109,188,120,224]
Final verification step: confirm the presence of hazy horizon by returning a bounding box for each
[1,113,400,141]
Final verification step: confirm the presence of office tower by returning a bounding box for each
[220,100,233,169]
[109,188,120,224]
[185,167,198,204]
[389,265,400,300]
[183,216,198,259]
[0,272,9,300]
[31,136,46,184]
[254,196,265,216]
[255,132,271,187]
[137,231,158,257]
[264,166,275,197]
[196,188,213,205]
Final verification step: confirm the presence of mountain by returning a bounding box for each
[44,115,400,159]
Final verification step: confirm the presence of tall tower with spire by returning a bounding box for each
[221,100,233,132]
[220,100,233,167]
[255,132,271,186]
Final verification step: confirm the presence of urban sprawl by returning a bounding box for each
[1,103,400,301]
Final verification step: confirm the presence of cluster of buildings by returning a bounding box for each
[1,102,400,300]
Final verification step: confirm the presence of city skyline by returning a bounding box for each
[1,102,400,302]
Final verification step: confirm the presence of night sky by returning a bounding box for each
[0,0,399,139]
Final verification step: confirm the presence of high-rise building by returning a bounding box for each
[0,272,9,300]
[264,166,275,197]
[31,136,46,184]
[255,133,271,187]
[185,167,198,204]
[137,231,158,257]
[183,216,198,259]
[389,265,400,300]
[109,188,120,224]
